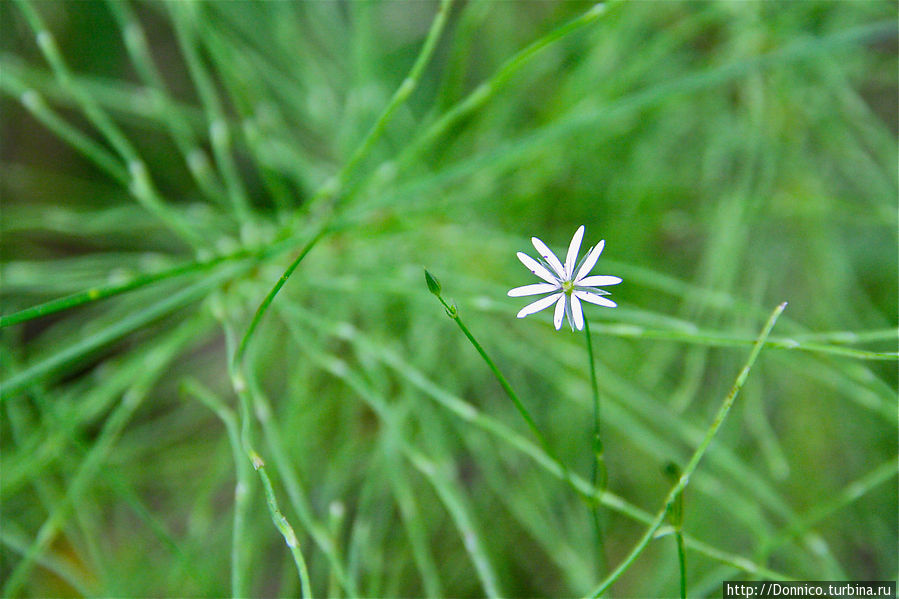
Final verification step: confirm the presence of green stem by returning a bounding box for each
[181,378,253,599]
[584,317,606,571]
[234,226,328,368]
[589,302,787,598]
[221,314,313,598]
[675,530,687,599]
[303,0,453,218]
[1,262,248,402]
[253,452,313,599]
[434,293,549,458]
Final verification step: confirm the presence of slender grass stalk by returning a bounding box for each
[381,2,614,185]
[0,526,94,597]
[326,501,346,599]
[0,349,193,588]
[106,0,228,206]
[755,458,897,562]
[383,436,444,598]
[676,531,687,599]
[424,270,567,477]
[221,310,312,598]
[583,317,607,571]
[245,370,359,598]
[252,450,313,599]
[15,87,129,184]
[589,302,787,598]
[181,378,253,599]
[233,226,328,369]
[168,2,252,223]
[1,252,239,329]
[343,20,896,224]
[663,462,687,599]
[302,0,453,219]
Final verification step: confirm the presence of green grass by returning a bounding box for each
[1,1,896,597]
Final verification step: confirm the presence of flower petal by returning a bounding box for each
[553,294,566,330]
[579,287,611,296]
[576,275,621,287]
[517,292,564,318]
[575,290,617,308]
[574,239,605,282]
[531,237,566,279]
[517,252,559,285]
[570,293,584,330]
[508,282,560,297]
[564,225,585,278]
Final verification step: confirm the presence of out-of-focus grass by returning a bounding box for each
[1,1,896,597]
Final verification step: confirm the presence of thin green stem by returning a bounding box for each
[1,224,316,331]
[15,0,205,249]
[282,316,501,598]
[181,378,253,599]
[2,316,207,597]
[246,370,359,598]
[403,2,612,171]
[432,290,550,459]
[253,451,313,599]
[589,302,787,598]
[303,0,453,217]
[1,262,248,402]
[664,462,687,599]
[14,86,129,184]
[584,317,606,572]
[675,530,687,599]
[168,2,252,223]
[351,1,614,205]
[1,252,237,329]
[107,0,227,206]
[220,313,312,598]
[425,271,580,505]
[233,226,328,369]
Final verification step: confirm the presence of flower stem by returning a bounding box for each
[583,317,607,572]
[589,302,787,598]
[425,270,573,490]
[439,295,546,447]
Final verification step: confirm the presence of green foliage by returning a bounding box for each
[1,1,896,597]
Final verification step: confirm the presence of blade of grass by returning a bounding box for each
[244,368,359,598]
[106,0,227,206]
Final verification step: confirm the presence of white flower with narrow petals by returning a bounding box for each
[508,225,621,331]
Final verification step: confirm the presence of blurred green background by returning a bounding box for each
[1,1,896,597]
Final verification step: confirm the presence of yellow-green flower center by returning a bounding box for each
[562,279,575,294]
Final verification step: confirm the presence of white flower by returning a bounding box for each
[508,225,621,331]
